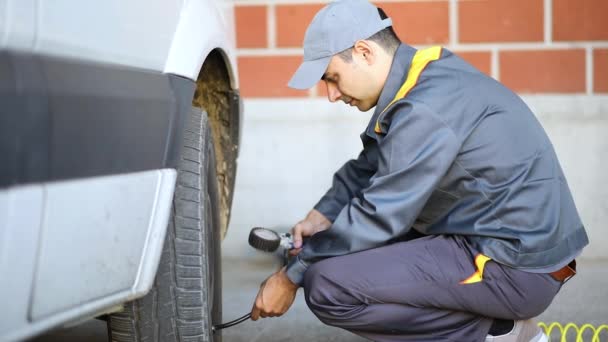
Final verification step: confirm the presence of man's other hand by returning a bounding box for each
[251,267,298,321]
[290,209,332,256]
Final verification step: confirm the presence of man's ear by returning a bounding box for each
[353,40,375,64]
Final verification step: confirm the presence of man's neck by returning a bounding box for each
[372,48,399,108]
[381,58,394,86]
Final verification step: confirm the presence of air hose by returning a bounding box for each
[212,313,251,331]
[538,322,608,342]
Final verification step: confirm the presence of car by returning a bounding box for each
[0,0,241,341]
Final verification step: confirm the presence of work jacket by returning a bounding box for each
[286,43,588,286]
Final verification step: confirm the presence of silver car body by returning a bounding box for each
[0,0,239,340]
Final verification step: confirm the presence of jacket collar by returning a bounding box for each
[364,43,417,139]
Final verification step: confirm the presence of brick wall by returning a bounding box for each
[234,0,608,98]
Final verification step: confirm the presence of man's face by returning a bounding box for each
[321,51,381,112]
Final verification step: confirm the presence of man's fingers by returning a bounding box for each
[251,268,298,322]
[251,286,265,321]
[251,306,260,321]
[289,248,302,256]
[292,223,304,249]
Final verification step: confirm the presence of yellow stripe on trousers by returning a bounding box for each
[460,254,492,285]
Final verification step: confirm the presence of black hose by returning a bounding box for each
[212,313,252,331]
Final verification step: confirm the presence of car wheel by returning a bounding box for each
[108,107,222,342]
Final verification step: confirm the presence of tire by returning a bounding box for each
[107,108,222,342]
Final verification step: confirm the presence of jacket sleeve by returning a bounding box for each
[286,102,462,285]
[313,140,377,222]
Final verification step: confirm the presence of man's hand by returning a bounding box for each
[251,267,298,320]
[290,209,332,256]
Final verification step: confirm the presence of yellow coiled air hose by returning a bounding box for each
[538,322,608,342]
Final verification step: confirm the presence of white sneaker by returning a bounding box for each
[485,319,548,342]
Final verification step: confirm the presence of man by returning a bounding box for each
[250,0,588,341]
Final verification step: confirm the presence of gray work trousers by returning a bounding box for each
[302,234,563,342]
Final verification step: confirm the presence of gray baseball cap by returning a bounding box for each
[288,0,392,90]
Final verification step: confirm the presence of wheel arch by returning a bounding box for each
[192,49,240,240]
[163,0,240,90]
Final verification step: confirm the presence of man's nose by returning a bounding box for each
[326,82,342,103]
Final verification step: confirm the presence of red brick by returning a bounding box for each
[459,0,543,43]
[238,56,308,98]
[235,6,267,48]
[553,0,608,41]
[375,1,449,45]
[499,50,586,93]
[276,4,324,48]
[276,2,449,48]
[455,51,492,76]
[594,49,608,93]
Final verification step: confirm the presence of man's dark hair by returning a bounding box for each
[337,7,400,62]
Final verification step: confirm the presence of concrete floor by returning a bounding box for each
[32,257,608,342]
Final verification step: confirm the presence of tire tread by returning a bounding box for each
[108,108,218,342]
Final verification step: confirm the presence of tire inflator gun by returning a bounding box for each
[212,227,295,332]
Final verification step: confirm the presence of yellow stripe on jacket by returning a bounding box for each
[375,46,443,134]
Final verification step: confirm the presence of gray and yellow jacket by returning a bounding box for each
[286,43,588,286]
